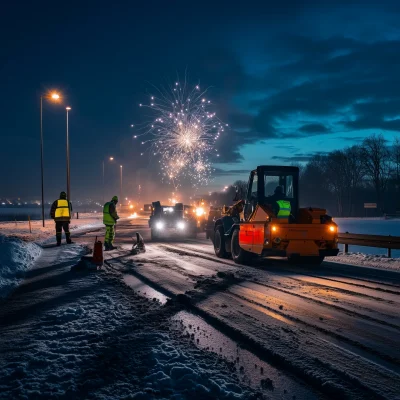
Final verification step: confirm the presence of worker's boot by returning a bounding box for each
[108,244,118,250]
[104,242,110,251]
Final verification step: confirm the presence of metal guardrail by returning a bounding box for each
[338,233,400,257]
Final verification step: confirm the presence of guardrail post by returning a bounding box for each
[344,243,349,253]
[388,248,392,258]
[77,212,79,219]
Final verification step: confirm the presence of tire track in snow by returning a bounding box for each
[226,283,400,368]
[103,241,400,399]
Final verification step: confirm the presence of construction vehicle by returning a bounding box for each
[149,201,197,240]
[211,166,339,265]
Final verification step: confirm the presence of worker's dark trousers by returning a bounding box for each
[56,221,71,244]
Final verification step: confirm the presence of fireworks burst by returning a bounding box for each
[137,80,226,188]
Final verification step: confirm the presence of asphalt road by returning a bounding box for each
[76,218,400,399]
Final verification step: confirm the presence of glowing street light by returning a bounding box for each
[66,107,71,202]
[120,165,123,208]
[39,91,62,227]
[102,156,115,204]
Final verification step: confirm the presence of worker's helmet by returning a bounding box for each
[274,186,283,195]
[60,191,67,199]
[112,195,119,203]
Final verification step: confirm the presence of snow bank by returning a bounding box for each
[329,251,400,271]
[0,216,104,243]
[0,234,41,297]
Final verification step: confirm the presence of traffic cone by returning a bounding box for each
[93,236,104,266]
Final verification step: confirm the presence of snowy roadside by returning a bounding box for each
[0,215,148,300]
[0,235,42,298]
[0,216,104,298]
[328,251,400,271]
[0,215,104,243]
[0,243,262,400]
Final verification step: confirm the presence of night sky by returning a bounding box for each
[2,0,400,202]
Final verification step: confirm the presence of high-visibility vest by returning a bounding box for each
[103,202,116,225]
[276,200,291,218]
[55,199,71,220]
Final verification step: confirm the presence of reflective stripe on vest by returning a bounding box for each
[103,202,115,225]
[55,199,70,219]
[276,200,291,218]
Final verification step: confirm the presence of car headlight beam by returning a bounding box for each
[155,221,165,230]
[177,221,186,230]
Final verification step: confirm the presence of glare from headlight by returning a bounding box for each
[155,221,165,230]
[177,221,186,230]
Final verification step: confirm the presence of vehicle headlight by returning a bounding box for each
[155,221,165,230]
[177,221,186,230]
[196,207,204,217]
[329,225,336,232]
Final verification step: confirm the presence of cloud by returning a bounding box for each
[346,117,400,132]
[271,151,331,162]
[271,155,313,162]
[298,123,330,134]
[187,25,400,164]
[337,136,365,142]
[212,168,250,176]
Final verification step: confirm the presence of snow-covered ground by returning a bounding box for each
[1,218,400,399]
[0,235,42,298]
[330,218,400,270]
[0,214,104,243]
[0,215,105,299]
[0,243,263,400]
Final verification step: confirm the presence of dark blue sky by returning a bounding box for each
[1,0,400,201]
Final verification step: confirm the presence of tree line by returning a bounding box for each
[209,134,400,217]
[299,134,400,216]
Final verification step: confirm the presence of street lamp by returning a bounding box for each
[40,91,61,227]
[120,165,123,208]
[102,156,114,204]
[66,107,71,202]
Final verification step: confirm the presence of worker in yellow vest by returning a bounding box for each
[50,191,73,246]
[103,196,119,251]
[270,186,292,219]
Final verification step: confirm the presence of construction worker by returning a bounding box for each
[269,186,291,218]
[103,196,119,251]
[50,191,73,246]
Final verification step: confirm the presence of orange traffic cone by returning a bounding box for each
[93,236,104,266]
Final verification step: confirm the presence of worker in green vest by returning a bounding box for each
[50,191,73,246]
[270,186,291,219]
[103,196,119,251]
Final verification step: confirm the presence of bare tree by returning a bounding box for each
[343,145,365,216]
[290,162,305,180]
[361,134,392,213]
[233,180,248,200]
[324,151,348,216]
[392,137,400,182]
[299,155,333,209]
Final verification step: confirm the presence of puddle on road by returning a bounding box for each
[123,273,322,399]
[122,274,169,304]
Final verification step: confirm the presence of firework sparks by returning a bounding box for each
[137,80,225,188]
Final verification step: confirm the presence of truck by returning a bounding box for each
[149,201,197,240]
[210,166,339,265]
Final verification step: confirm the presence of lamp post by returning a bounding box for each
[102,157,114,204]
[66,107,71,202]
[120,165,123,208]
[39,92,61,227]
